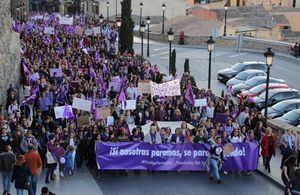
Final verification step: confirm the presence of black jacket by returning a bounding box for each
[11,163,30,189]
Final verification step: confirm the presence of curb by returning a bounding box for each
[255,169,285,190]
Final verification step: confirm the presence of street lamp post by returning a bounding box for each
[139,2,143,29]
[107,1,110,23]
[116,0,118,18]
[81,1,85,16]
[16,6,20,20]
[92,2,96,18]
[167,28,174,75]
[140,21,146,57]
[146,16,151,57]
[99,14,104,24]
[207,36,215,89]
[116,17,121,53]
[223,3,228,36]
[263,48,275,117]
[162,3,166,34]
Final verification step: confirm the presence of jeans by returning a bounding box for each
[2,170,13,193]
[28,174,38,195]
[264,155,272,172]
[16,188,24,195]
[45,163,57,181]
[209,158,220,180]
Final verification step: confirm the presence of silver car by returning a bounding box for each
[226,69,266,87]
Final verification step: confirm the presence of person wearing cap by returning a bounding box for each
[0,146,16,195]
[208,136,224,184]
[20,130,38,154]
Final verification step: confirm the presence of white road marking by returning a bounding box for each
[229,52,249,58]
[153,47,168,51]
[151,51,169,57]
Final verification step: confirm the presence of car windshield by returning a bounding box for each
[272,102,288,111]
[235,72,248,80]
[282,111,300,122]
[231,63,245,71]
[249,85,265,93]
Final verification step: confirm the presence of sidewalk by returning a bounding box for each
[256,149,285,189]
[0,165,103,195]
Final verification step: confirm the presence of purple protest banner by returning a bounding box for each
[215,113,228,124]
[96,142,258,171]
[49,68,62,77]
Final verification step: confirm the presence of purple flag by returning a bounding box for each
[23,93,37,105]
[117,88,126,102]
[89,67,96,78]
[184,83,195,105]
[22,63,30,75]
[63,105,74,119]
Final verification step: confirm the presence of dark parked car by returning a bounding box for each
[226,69,266,87]
[217,61,266,83]
[275,109,300,126]
[262,99,300,119]
[253,88,300,110]
[231,76,286,96]
[239,83,289,98]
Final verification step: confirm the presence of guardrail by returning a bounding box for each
[134,31,294,54]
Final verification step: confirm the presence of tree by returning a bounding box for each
[120,0,134,54]
[184,58,190,74]
[170,48,176,76]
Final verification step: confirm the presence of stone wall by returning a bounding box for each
[0,0,21,104]
[135,31,293,54]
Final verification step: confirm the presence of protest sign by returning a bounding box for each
[72,97,92,112]
[194,99,207,107]
[75,26,84,35]
[54,105,73,119]
[85,28,93,36]
[108,81,121,92]
[30,73,40,81]
[122,100,136,110]
[138,81,151,94]
[77,116,90,127]
[93,26,101,34]
[96,98,110,107]
[96,107,111,119]
[49,68,63,77]
[59,17,73,25]
[96,142,259,171]
[150,79,181,97]
[106,116,114,126]
[44,27,54,35]
[111,76,120,82]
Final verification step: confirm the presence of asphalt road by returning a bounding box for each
[94,171,283,195]
[132,40,300,96]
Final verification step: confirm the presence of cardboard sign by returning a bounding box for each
[85,28,93,36]
[77,116,90,127]
[138,80,151,94]
[49,68,63,77]
[75,26,84,35]
[72,97,92,112]
[194,99,207,107]
[98,107,111,119]
[93,26,101,34]
[54,105,73,119]
[44,27,55,34]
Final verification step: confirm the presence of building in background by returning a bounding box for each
[11,0,29,20]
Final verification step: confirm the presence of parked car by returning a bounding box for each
[275,109,300,126]
[262,99,300,119]
[217,61,266,83]
[253,88,300,110]
[239,83,289,98]
[226,69,266,87]
[231,76,286,96]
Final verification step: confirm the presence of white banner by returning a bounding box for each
[194,99,207,107]
[85,28,93,36]
[150,79,181,97]
[59,17,73,25]
[72,97,92,112]
[122,100,136,110]
[93,27,101,34]
[44,27,55,35]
